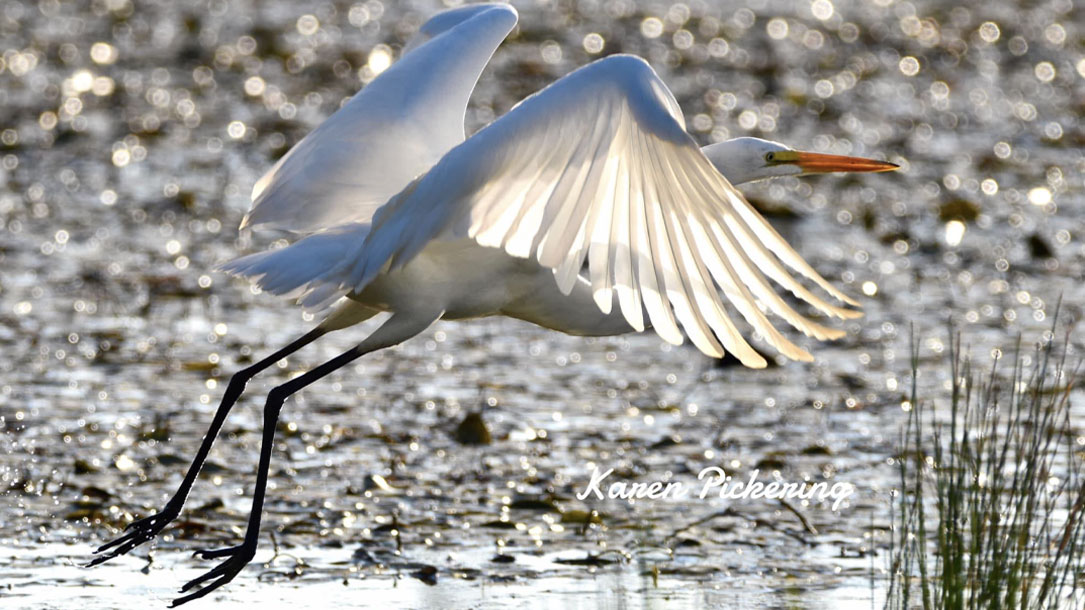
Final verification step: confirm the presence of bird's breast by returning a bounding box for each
[348,239,543,320]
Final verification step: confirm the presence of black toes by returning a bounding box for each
[171,548,255,607]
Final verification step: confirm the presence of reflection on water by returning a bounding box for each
[1,0,1082,607]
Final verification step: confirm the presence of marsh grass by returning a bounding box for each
[887,325,1085,609]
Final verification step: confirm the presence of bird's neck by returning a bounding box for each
[700,141,762,186]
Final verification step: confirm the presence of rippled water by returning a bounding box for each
[2,0,1083,608]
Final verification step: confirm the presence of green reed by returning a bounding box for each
[887,323,1084,610]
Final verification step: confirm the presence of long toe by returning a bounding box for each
[87,508,180,566]
[171,574,233,607]
[171,549,255,607]
[87,527,153,566]
[193,544,245,560]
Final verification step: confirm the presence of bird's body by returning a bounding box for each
[350,239,631,332]
[90,4,898,604]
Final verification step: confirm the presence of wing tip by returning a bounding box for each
[740,351,769,369]
[466,3,519,33]
[491,2,519,22]
[418,3,519,47]
[789,348,814,363]
[251,171,273,202]
[838,293,862,308]
[837,306,863,320]
[467,2,520,22]
[592,288,614,315]
[819,327,848,341]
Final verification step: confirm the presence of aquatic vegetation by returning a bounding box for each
[889,321,1085,609]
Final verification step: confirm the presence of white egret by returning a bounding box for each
[90,4,897,604]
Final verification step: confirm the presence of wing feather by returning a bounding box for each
[630,128,684,345]
[671,158,814,357]
[582,147,619,310]
[551,123,621,291]
[729,195,860,307]
[242,4,517,233]
[351,54,858,362]
[641,136,721,356]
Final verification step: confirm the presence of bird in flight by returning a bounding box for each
[89,4,897,604]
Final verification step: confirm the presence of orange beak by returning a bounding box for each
[794,151,899,174]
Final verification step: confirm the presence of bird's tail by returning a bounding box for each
[218,222,372,311]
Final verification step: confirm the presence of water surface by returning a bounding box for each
[1,0,1083,607]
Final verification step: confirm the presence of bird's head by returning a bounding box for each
[702,137,898,186]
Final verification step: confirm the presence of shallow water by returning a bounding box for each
[1,0,1083,608]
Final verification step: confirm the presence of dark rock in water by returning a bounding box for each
[1028,233,1053,259]
[481,519,520,529]
[938,198,980,223]
[554,553,619,566]
[560,509,604,525]
[801,444,833,456]
[879,230,912,246]
[756,454,787,469]
[650,434,682,449]
[455,411,492,445]
[412,565,438,586]
[74,458,100,475]
[509,495,558,511]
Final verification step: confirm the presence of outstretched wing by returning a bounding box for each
[242,3,518,233]
[350,54,858,366]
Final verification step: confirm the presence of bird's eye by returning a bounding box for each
[764,152,775,162]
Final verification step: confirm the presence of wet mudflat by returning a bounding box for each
[1,0,1082,608]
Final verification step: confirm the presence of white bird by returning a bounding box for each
[90,4,897,604]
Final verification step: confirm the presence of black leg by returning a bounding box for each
[170,311,439,606]
[88,327,327,567]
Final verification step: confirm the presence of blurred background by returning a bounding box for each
[1,0,1082,607]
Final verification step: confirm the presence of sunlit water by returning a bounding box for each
[1,0,1082,608]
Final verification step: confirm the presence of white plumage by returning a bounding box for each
[243,4,518,233]
[222,3,892,367]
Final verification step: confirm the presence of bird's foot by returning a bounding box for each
[193,543,247,560]
[171,542,256,607]
[87,506,181,567]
